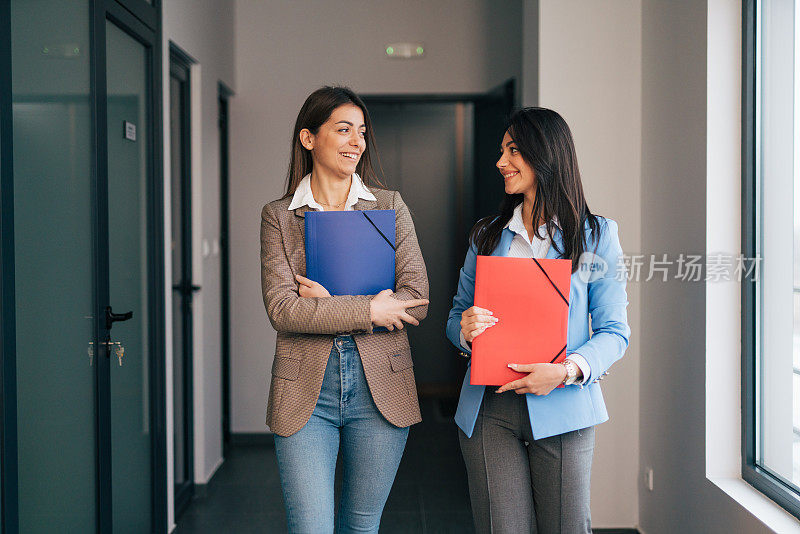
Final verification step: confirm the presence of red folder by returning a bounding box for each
[470,256,572,386]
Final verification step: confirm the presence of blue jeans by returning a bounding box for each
[273,335,409,533]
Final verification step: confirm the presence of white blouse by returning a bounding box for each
[287,172,376,212]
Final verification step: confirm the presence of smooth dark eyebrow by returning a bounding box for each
[500,141,517,150]
[335,120,366,128]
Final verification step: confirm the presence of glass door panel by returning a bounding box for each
[105,19,152,532]
[10,0,97,531]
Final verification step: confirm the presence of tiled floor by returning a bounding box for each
[174,397,474,533]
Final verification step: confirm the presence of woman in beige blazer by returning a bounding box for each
[260,86,429,533]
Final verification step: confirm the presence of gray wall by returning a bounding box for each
[638,1,773,532]
[230,0,523,434]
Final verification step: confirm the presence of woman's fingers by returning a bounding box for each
[463,317,498,334]
[465,325,488,343]
[399,312,420,326]
[465,306,493,317]
[402,298,429,309]
[508,363,537,373]
[295,274,314,287]
[471,314,497,324]
[496,378,525,394]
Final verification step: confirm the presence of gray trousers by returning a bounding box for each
[458,391,594,534]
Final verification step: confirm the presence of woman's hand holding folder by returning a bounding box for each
[460,306,499,344]
[295,274,332,298]
[495,363,568,396]
[369,289,428,331]
[296,275,428,332]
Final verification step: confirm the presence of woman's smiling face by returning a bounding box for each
[496,130,535,196]
[303,104,366,179]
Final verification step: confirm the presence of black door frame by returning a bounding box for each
[168,43,196,519]
[218,82,234,456]
[0,0,20,529]
[95,1,167,532]
[0,0,167,532]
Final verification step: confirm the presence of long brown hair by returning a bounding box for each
[283,86,385,197]
[469,107,601,273]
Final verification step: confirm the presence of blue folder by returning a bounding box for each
[305,210,396,297]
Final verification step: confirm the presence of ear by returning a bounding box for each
[299,129,314,151]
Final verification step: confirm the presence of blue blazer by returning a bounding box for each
[446,217,630,440]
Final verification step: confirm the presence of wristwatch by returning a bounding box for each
[561,359,579,385]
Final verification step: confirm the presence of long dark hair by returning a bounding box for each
[284,86,385,197]
[469,107,601,272]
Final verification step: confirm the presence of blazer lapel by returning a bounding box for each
[492,229,515,257]
[288,205,313,274]
[353,198,378,212]
[292,204,312,236]
[546,225,563,259]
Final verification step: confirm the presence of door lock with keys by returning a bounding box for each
[87,340,125,366]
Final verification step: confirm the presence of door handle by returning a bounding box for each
[171,281,201,294]
[105,305,133,330]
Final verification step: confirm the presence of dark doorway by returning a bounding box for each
[363,80,515,397]
[169,45,196,520]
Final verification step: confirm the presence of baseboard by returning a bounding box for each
[193,481,208,499]
[592,529,640,534]
[230,432,275,446]
[194,437,272,498]
[192,456,225,499]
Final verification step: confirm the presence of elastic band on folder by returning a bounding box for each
[531,258,569,305]
[531,258,569,363]
[550,344,567,363]
[362,212,396,251]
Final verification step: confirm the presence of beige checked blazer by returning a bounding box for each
[260,188,429,437]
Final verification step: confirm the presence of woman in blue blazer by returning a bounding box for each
[446,107,630,533]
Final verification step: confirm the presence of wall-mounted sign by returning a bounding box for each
[385,42,425,59]
[124,121,136,142]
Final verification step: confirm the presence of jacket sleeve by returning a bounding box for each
[446,242,478,353]
[260,202,374,334]
[571,219,631,383]
[391,191,430,321]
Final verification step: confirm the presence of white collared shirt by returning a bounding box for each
[462,203,591,386]
[287,172,376,212]
[505,202,555,259]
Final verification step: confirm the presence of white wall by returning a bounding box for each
[526,0,642,527]
[230,0,522,434]
[162,1,235,530]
